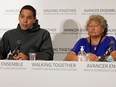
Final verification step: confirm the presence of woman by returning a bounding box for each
[66,14,116,61]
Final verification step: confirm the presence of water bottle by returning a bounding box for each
[78,46,88,61]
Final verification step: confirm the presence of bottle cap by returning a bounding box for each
[80,46,84,51]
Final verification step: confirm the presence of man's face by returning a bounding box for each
[19,9,36,30]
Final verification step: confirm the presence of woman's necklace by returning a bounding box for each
[91,41,98,51]
[94,46,97,51]
[90,35,103,54]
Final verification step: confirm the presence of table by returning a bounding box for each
[0,60,116,87]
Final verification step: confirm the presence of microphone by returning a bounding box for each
[99,40,115,61]
[104,40,114,56]
[8,40,21,60]
[12,40,21,56]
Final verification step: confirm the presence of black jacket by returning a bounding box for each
[0,23,54,60]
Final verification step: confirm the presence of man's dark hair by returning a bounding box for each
[20,5,36,18]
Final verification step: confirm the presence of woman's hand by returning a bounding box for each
[65,51,78,61]
[87,53,99,61]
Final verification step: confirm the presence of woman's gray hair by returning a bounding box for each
[86,14,108,35]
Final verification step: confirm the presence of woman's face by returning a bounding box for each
[87,20,104,37]
[19,9,36,30]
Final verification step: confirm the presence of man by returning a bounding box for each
[0,5,54,60]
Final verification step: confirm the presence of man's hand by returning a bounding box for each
[14,52,29,60]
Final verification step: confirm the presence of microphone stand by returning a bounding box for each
[8,40,21,60]
[8,54,14,60]
[8,47,20,60]
[99,41,114,62]
[99,56,107,62]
